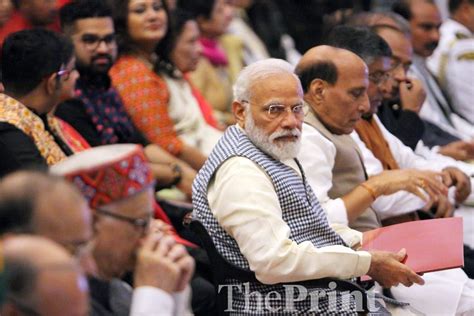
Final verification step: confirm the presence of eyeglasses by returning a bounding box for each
[242,100,306,120]
[80,34,117,51]
[95,207,151,232]
[389,57,411,74]
[368,71,391,86]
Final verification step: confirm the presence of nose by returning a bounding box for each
[96,40,109,53]
[431,28,440,43]
[392,65,406,83]
[280,110,300,129]
[359,92,370,113]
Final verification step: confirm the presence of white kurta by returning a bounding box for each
[298,123,427,224]
[298,118,473,314]
[164,75,223,156]
[207,154,372,285]
[130,284,191,315]
[428,19,474,124]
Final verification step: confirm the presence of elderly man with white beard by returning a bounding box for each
[192,58,423,314]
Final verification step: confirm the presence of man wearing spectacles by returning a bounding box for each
[0,28,80,177]
[51,144,195,316]
[297,27,474,315]
[56,0,197,198]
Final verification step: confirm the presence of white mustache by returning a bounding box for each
[269,129,301,142]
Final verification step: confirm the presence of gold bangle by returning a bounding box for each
[360,183,377,201]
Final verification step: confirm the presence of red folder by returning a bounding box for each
[361,217,464,276]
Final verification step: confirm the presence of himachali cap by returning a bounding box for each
[50,144,155,209]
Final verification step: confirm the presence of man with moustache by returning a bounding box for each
[393,0,474,139]
[56,0,197,197]
[296,30,474,315]
[192,58,424,314]
[428,0,474,124]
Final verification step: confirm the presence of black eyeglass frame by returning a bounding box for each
[95,207,151,229]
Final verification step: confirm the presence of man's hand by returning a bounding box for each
[167,243,195,292]
[442,167,471,203]
[423,193,454,218]
[134,234,181,293]
[369,169,447,203]
[399,78,426,114]
[367,249,424,288]
[439,141,474,161]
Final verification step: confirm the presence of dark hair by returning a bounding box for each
[112,0,172,58]
[326,25,392,65]
[295,61,338,94]
[0,171,65,236]
[392,0,435,20]
[60,0,113,34]
[156,9,197,77]
[449,0,474,13]
[1,29,74,96]
[4,258,38,312]
[177,0,215,20]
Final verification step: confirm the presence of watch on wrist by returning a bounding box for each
[169,163,182,187]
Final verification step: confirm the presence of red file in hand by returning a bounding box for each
[361,217,464,275]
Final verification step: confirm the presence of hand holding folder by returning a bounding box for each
[361,217,464,277]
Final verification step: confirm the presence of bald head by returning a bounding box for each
[295,45,369,135]
[2,235,89,316]
[0,171,92,254]
[296,45,367,94]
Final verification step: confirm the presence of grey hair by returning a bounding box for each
[377,12,412,36]
[233,58,300,102]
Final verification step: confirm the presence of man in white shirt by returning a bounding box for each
[392,0,474,138]
[428,0,474,124]
[296,37,474,314]
[192,58,424,314]
[51,144,194,316]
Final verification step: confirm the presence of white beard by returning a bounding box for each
[244,112,301,161]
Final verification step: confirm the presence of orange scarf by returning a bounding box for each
[355,117,399,170]
[0,94,67,165]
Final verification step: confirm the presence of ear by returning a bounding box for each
[309,78,326,102]
[232,100,246,127]
[45,73,60,95]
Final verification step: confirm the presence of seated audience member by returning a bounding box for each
[178,0,238,125]
[0,171,93,259]
[158,9,223,155]
[298,34,445,232]
[365,13,474,161]
[193,58,424,314]
[51,144,195,316]
[371,23,474,198]
[110,0,207,171]
[56,0,196,197]
[1,235,89,316]
[0,29,83,177]
[227,0,270,65]
[295,39,474,315]
[392,0,474,139]
[0,0,12,27]
[0,0,60,45]
[428,0,474,124]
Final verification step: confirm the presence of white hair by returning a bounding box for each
[233,58,300,102]
[244,106,301,161]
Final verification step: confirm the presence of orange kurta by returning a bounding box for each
[110,55,183,156]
